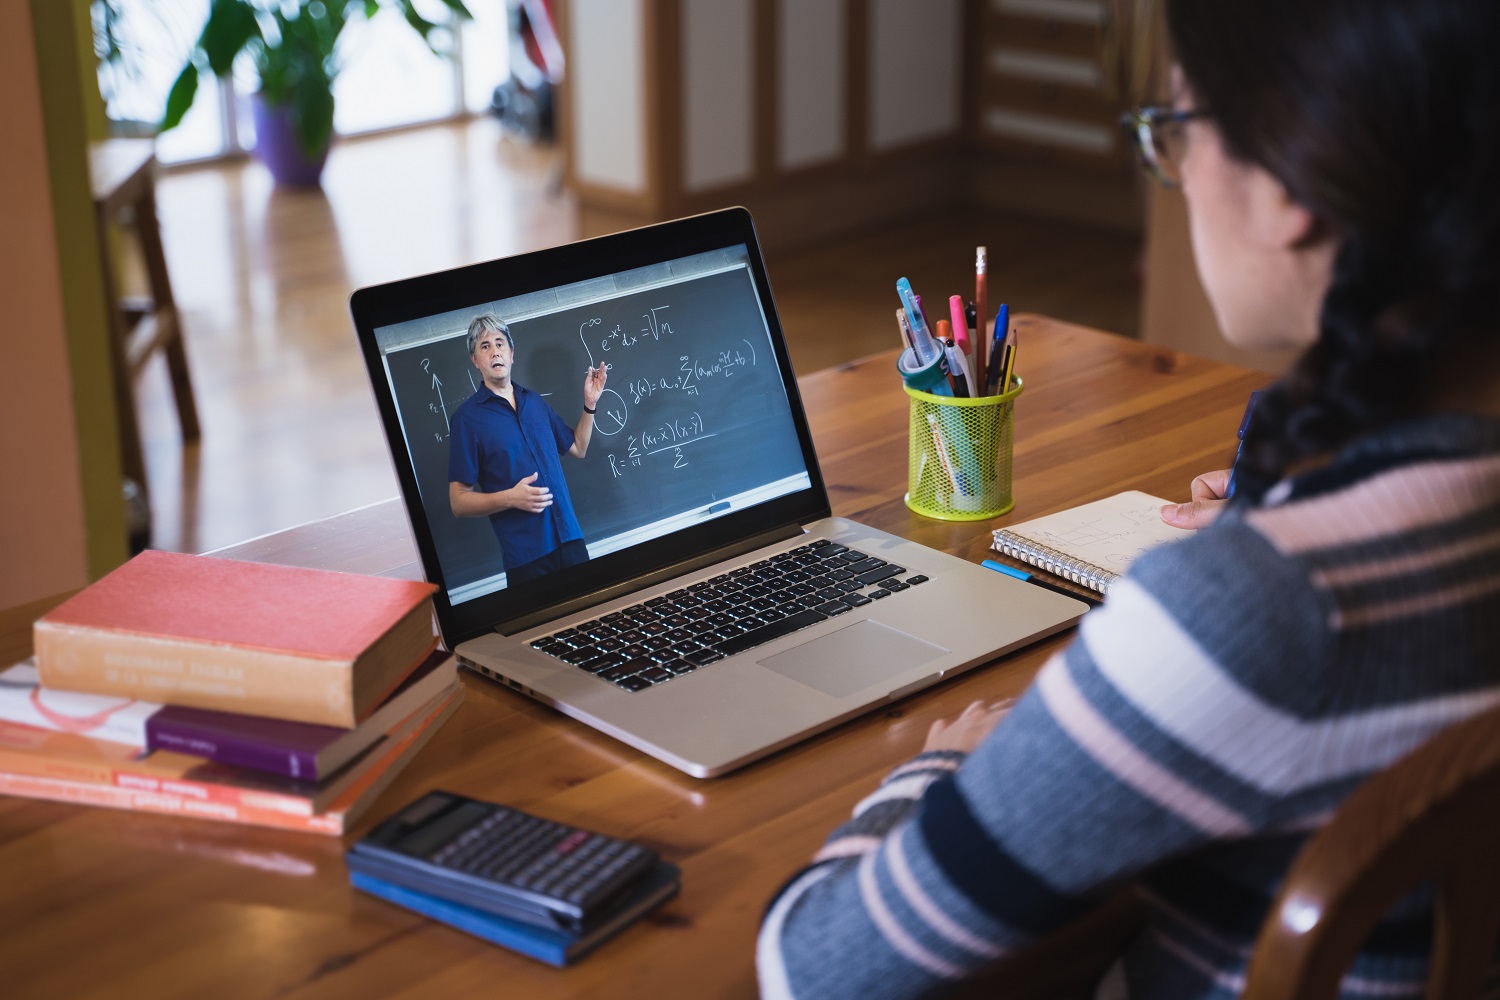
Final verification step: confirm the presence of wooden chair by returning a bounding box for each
[1243,704,1500,1000]
[89,138,201,512]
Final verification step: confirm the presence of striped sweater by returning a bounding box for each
[758,413,1500,1000]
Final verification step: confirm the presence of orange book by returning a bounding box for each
[34,551,438,727]
[0,686,463,835]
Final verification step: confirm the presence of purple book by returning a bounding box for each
[145,649,457,781]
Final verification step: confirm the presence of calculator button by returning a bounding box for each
[554,830,590,855]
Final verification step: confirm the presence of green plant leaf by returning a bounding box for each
[435,0,474,21]
[394,0,438,39]
[291,62,336,158]
[199,0,262,76]
[159,62,200,131]
[362,0,380,19]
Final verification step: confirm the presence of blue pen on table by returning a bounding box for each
[1225,390,1262,499]
[985,303,1009,395]
[981,559,1100,605]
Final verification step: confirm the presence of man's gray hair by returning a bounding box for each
[466,314,513,355]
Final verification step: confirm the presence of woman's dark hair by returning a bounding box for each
[1166,0,1500,499]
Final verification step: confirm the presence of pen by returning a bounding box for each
[985,303,1009,395]
[936,321,970,397]
[897,277,942,367]
[949,295,971,360]
[974,248,988,395]
[1225,390,1262,499]
[895,308,914,353]
[1001,324,1018,393]
[981,559,1101,605]
[926,413,965,495]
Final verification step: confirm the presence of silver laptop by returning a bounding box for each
[351,208,1086,777]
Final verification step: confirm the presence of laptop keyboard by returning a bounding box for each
[528,539,931,693]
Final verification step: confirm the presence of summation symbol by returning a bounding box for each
[607,412,713,478]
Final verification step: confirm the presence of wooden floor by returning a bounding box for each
[133,116,1142,554]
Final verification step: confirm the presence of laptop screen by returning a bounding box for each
[366,239,817,624]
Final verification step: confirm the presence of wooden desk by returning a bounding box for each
[0,317,1265,998]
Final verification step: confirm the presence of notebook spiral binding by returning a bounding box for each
[990,534,1119,595]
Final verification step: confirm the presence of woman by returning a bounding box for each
[758,1,1500,997]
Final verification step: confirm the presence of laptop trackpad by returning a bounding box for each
[759,620,948,699]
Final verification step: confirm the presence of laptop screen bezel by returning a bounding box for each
[350,207,832,646]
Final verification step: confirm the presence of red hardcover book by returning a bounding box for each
[34,550,438,727]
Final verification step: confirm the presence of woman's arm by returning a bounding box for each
[758,522,1329,1000]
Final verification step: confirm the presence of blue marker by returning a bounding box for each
[985,303,1009,395]
[897,277,942,367]
[1225,390,1262,499]
[981,559,1100,605]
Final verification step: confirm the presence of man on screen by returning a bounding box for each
[448,314,607,585]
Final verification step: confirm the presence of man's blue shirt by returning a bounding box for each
[447,383,583,570]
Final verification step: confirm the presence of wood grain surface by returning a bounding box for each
[0,317,1266,999]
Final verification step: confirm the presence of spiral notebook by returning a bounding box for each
[990,491,1192,595]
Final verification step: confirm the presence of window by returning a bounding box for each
[96,0,512,165]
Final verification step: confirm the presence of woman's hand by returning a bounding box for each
[1160,468,1231,529]
[923,699,1015,755]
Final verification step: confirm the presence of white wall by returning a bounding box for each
[777,0,845,170]
[681,0,755,192]
[570,0,647,193]
[868,0,963,151]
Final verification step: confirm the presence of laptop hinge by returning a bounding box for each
[493,524,807,636]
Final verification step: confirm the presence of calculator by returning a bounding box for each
[347,790,659,933]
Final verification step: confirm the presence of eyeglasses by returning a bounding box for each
[1120,105,1212,188]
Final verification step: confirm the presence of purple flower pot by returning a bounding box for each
[251,95,330,187]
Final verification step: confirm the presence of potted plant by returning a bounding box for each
[160,0,471,186]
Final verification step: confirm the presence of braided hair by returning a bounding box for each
[1167,0,1500,500]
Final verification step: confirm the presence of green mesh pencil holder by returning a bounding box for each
[904,377,1022,521]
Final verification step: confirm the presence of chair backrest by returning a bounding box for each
[1242,703,1500,1000]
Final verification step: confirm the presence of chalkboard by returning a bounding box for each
[384,266,809,591]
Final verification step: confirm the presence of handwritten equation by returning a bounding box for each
[625,341,759,404]
[607,412,715,477]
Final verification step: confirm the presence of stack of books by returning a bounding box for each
[0,551,463,835]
